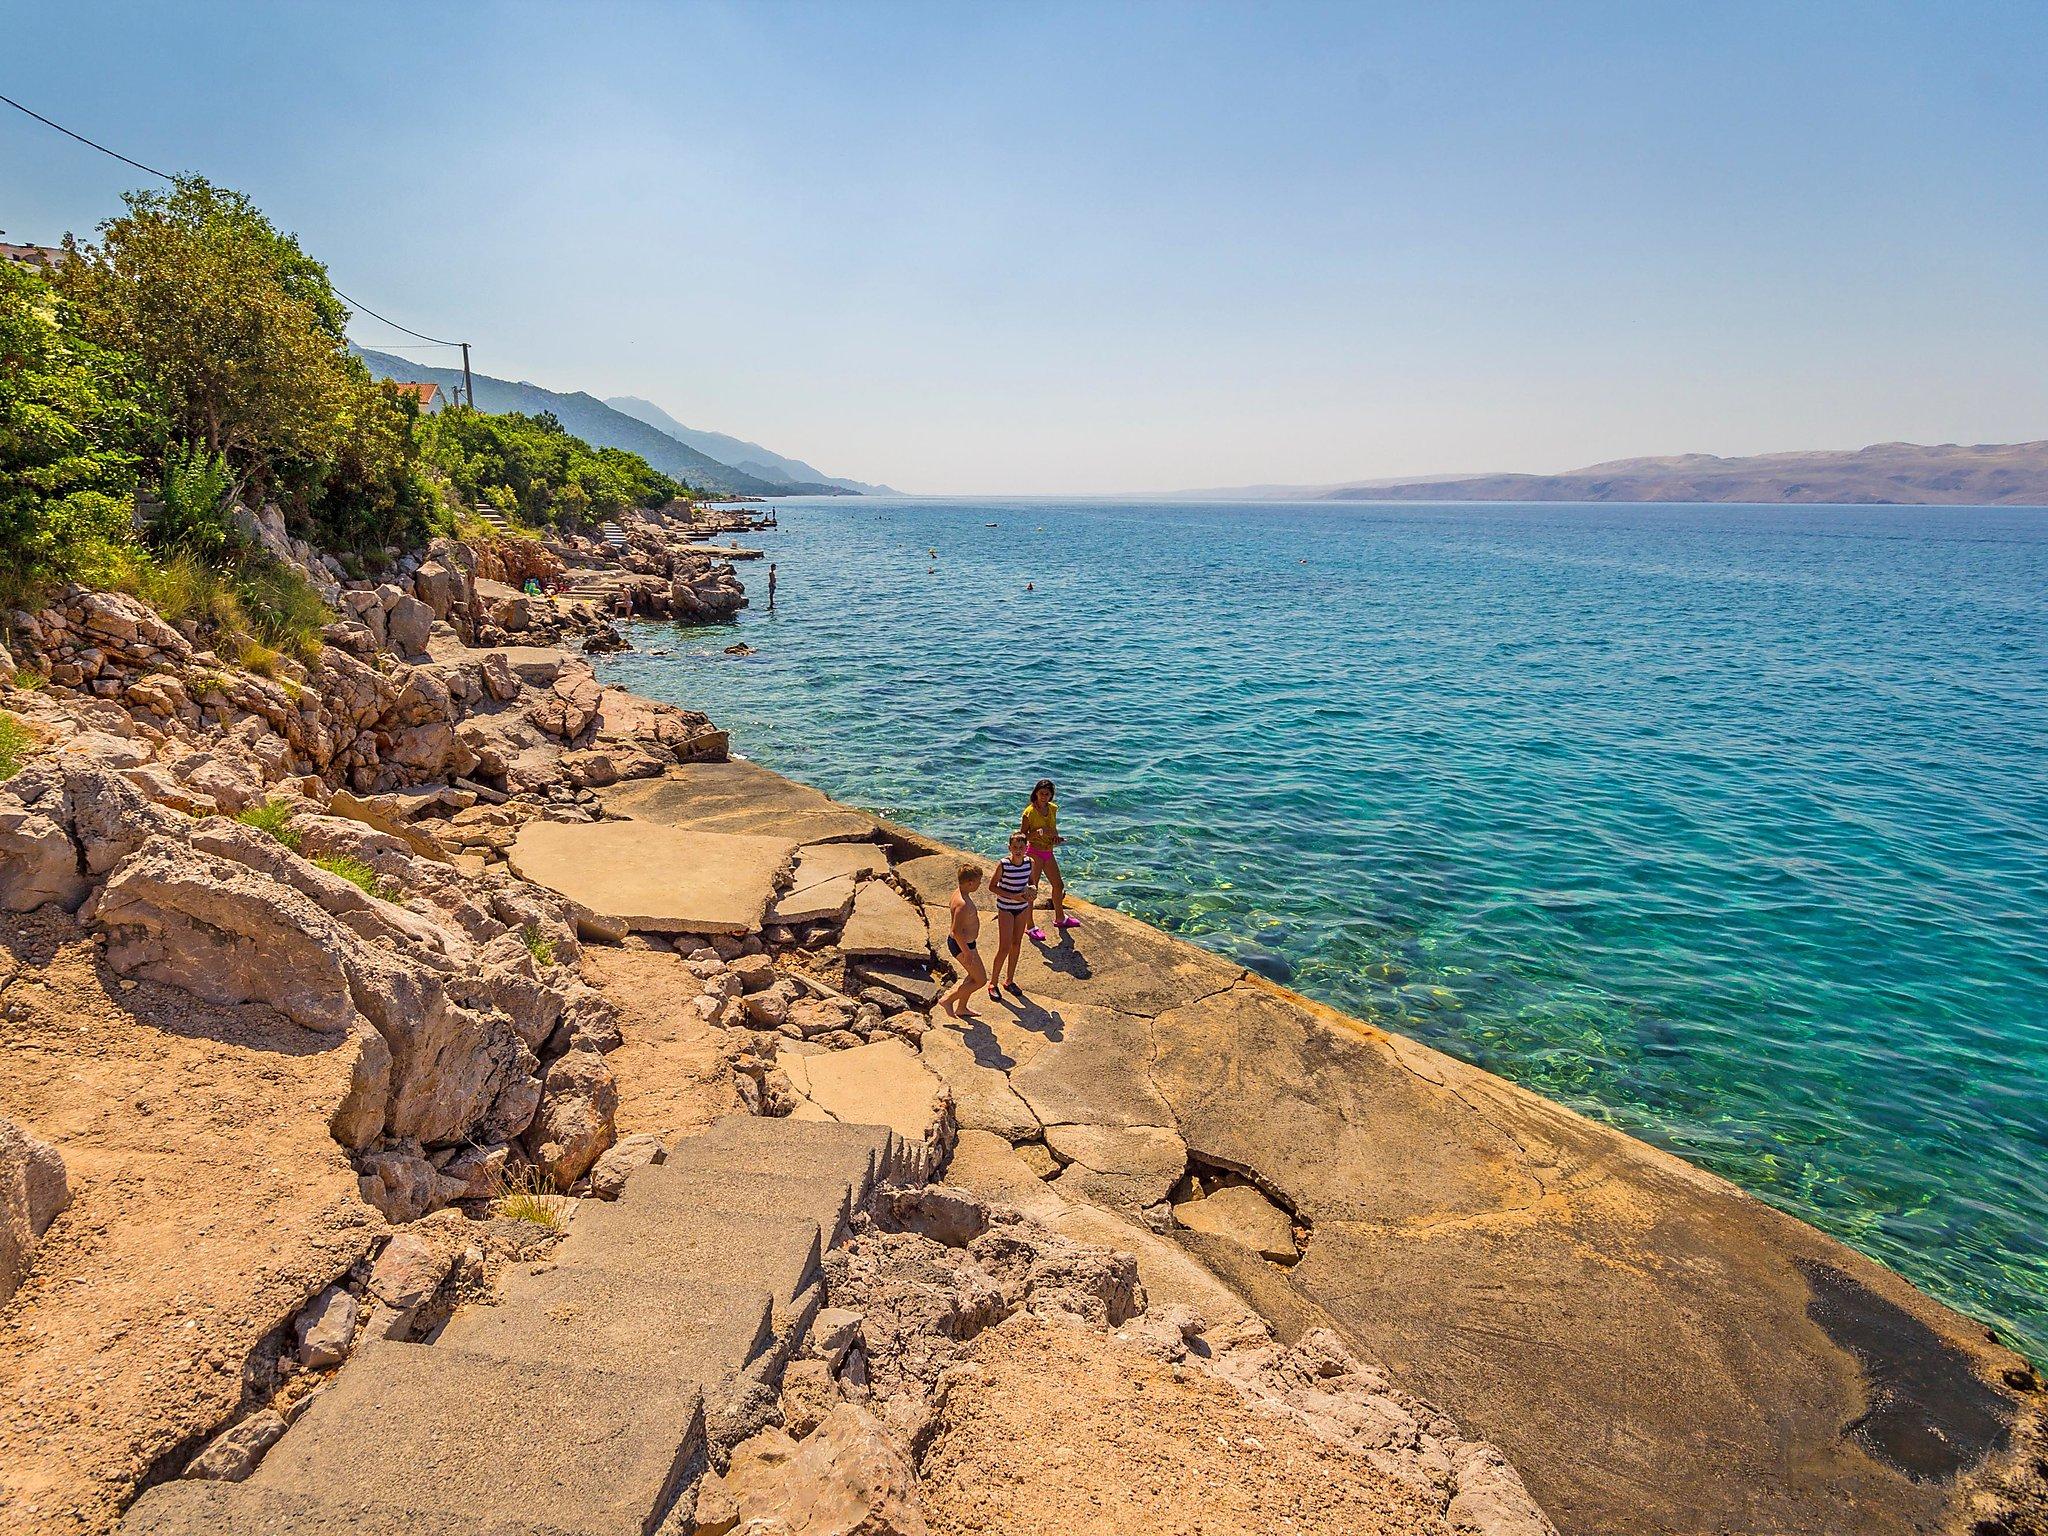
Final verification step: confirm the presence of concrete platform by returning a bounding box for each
[508,818,793,935]
[632,756,2046,1536]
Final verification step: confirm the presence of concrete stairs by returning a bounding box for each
[123,1115,908,1536]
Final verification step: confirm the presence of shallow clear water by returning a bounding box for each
[600,497,2048,1364]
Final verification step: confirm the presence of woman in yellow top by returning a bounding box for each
[1020,778,1079,942]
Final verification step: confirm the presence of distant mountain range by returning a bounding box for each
[352,347,876,498]
[1180,441,2048,506]
[603,397,895,496]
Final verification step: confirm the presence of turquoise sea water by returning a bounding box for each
[600,497,2048,1365]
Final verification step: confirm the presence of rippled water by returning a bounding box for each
[599,497,2048,1364]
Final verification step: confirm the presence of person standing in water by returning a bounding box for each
[987,832,1037,999]
[938,865,987,1020]
[1021,778,1077,942]
[766,563,777,610]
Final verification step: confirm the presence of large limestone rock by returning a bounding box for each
[0,1116,70,1302]
[718,1404,929,1536]
[524,1047,619,1186]
[0,805,90,911]
[508,817,792,936]
[84,834,535,1151]
[87,840,367,1035]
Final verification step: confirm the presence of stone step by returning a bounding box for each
[651,1117,901,1200]
[565,1198,825,1305]
[435,1262,775,1383]
[678,1113,899,1189]
[123,1481,597,1536]
[249,1339,703,1536]
[623,1163,861,1249]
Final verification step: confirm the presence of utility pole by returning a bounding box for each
[460,343,475,410]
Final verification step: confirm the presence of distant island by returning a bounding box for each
[1182,440,2048,506]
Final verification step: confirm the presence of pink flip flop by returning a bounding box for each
[1027,926,1047,943]
[1058,916,1080,929]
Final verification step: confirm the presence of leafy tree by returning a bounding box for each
[0,260,148,599]
[416,407,680,529]
[56,176,354,487]
[280,373,438,554]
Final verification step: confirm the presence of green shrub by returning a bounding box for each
[489,1164,566,1229]
[520,922,557,967]
[312,853,394,901]
[235,797,301,851]
[230,555,329,662]
[154,442,240,565]
[128,548,328,669]
[0,713,34,781]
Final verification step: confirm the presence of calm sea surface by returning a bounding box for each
[599,497,2048,1364]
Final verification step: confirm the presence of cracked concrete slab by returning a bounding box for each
[1171,1183,1298,1263]
[605,762,880,843]
[919,1026,1041,1143]
[782,1039,947,1150]
[1008,1003,1175,1132]
[769,873,856,926]
[791,840,889,887]
[839,881,930,961]
[1045,1123,1187,1213]
[508,818,793,935]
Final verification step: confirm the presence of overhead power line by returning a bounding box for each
[0,88,469,359]
[0,89,172,179]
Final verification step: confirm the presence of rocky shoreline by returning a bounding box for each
[1,513,2043,1536]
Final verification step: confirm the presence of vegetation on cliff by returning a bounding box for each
[417,407,684,530]
[0,177,696,653]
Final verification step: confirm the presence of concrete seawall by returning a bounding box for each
[603,758,2046,1536]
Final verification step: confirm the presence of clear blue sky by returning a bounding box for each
[6,1,2044,494]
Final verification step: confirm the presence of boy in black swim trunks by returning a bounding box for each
[939,865,988,1020]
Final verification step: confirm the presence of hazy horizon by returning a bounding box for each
[7,1,2046,495]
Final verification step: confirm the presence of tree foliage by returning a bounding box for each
[57,177,355,482]
[0,260,148,598]
[417,407,681,528]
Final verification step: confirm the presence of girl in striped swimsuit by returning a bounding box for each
[987,830,1039,999]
